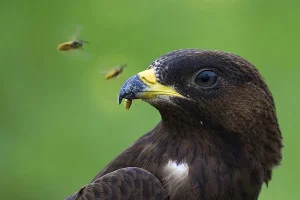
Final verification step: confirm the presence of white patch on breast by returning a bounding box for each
[163,160,189,195]
[165,160,189,176]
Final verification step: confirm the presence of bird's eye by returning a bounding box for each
[195,70,218,87]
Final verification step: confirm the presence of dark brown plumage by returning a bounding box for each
[66,168,165,200]
[66,49,283,200]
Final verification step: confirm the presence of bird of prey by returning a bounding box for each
[66,49,283,200]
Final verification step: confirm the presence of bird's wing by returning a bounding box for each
[65,167,166,200]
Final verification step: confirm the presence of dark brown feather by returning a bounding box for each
[66,167,166,200]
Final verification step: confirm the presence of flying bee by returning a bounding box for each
[57,25,89,52]
[124,99,133,110]
[57,40,89,51]
[105,64,127,80]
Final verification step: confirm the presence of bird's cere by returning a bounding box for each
[138,68,157,85]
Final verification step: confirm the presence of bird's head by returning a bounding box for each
[120,50,276,131]
[119,49,282,181]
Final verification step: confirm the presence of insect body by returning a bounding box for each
[105,64,127,80]
[57,40,89,51]
[124,99,132,110]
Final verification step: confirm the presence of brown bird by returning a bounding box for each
[66,49,283,200]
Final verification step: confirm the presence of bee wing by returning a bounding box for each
[65,167,166,200]
[100,67,117,74]
[56,24,83,41]
[68,50,93,60]
[81,40,89,44]
[120,64,127,68]
[99,67,113,75]
[72,25,84,40]
[58,48,92,60]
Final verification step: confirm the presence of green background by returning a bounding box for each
[1,0,298,199]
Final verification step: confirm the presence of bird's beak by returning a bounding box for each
[118,68,183,104]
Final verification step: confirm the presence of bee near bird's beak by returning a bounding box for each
[118,68,183,105]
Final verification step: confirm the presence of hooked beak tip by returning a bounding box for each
[118,75,147,104]
[118,97,123,104]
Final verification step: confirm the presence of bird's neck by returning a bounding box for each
[152,112,249,168]
[159,109,205,132]
[158,108,224,139]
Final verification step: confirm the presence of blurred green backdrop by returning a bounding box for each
[1,0,299,199]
